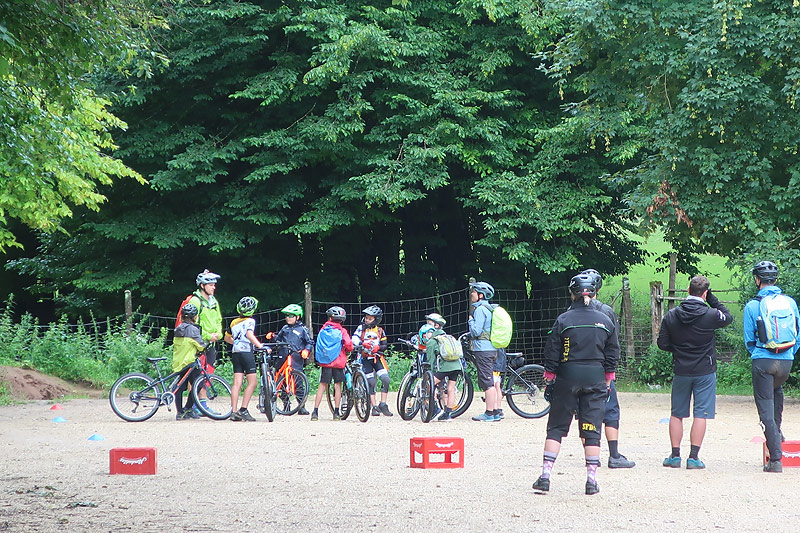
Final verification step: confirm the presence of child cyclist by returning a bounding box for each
[172,303,206,420]
[225,296,264,421]
[424,313,460,422]
[353,305,393,417]
[273,304,314,415]
[311,306,353,421]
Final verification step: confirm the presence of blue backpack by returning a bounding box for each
[315,324,343,365]
[755,294,799,353]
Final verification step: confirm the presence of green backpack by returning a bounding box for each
[481,302,513,349]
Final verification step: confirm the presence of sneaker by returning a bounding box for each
[764,460,783,473]
[180,409,199,419]
[496,409,505,420]
[372,406,381,417]
[608,454,636,469]
[238,408,256,422]
[686,457,705,470]
[662,456,681,468]
[298,407,310,415]
[333,413,342,421]
[175,412,187,420]
[310,412,319,421]
[379,403,393,417]
[190,407,203,418]
[437,411,453,422]
[585,480,600,495]
[472,412,496,422]
[230,410,243,421]
[532,476,550,492]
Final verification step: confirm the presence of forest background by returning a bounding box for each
[3,0,800,323]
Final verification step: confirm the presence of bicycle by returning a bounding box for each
[265,342,310,416]
[109,355,233,422]
[325,350,371,422]
[456,332,550,419]
[253,345,281,422]
[396,337,474,421]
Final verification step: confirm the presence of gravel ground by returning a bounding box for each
[0,392,798,532]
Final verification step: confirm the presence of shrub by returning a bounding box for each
[636,344,673,385]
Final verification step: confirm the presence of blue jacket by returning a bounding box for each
[743,285,800,361]
[469,301,495,352]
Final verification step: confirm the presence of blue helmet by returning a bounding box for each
[469,281,495,300]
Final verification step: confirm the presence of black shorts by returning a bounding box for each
[320,367,345,384]
[362,356,387,376]
[231,352,257,374]
[473,350,497,390]
[604,380,621,423]
[205,343,218,367]
[546,364,606,442]
[434,370,461,382]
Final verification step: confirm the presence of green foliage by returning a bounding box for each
[636,344,673,386]
[0,0,166,250]
[716,351,753,388]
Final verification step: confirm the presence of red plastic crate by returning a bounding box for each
[109,447,157,475]
[410,436,464,469]
[763,440,800,467]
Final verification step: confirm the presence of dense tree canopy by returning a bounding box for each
[0,0,168,252]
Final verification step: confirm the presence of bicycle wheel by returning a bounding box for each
[419,371,435,423]
[192,374,233,420]
[352,370,371,423]
[325,375,351,419]
[257,363,269,416]
[506,364,550,419]
[264,373,277,422]
[109,373,160,422]
[446,365,474,419]
[397,373,420,421]
[275,369,309,416]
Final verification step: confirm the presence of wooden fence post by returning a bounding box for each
[621,276,635,361]
[650,281,663,345]
[304,281,313,336]
[668,253,677,312]
[124,290,133,334]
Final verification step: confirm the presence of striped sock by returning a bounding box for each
[541,451,558,479]
[586,456,601,483]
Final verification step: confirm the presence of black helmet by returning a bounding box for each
[581,269,602,291]
[752,261,778,282]
[362,305,383,324]
[569,274,597,297]
[181,303,199,319]
[326,306,346,322]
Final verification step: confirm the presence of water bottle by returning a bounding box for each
[346,371,353,390]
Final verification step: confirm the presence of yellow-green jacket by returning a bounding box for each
[172,321,205,372]
[188,290,223,344]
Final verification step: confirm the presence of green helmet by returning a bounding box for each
[237,296,259,317]
[281,304,303,318]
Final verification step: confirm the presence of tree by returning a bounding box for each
[0,0,167,250]
[541,0,800,291]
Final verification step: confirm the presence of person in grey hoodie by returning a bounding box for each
[657,275,733,470]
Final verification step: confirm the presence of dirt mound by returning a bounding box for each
[0,366,100,400]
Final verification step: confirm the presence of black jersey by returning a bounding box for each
[544,301,620,374]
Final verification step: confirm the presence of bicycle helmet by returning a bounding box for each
[469,281,495,300]
[236,296,259,317]
[581,268,603,291]
[326,306,346,322]
[281,304,303,318]
[425,312,446,327]
[751,260,778,282]
[569,274,597,297]
[418,324,435,342]
[362,305,383,324]
[180,303,199,319]
[196,269,221,286]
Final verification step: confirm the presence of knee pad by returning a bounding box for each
[367,375,377,395]
[584,438,601,447]
[379,373,390,394]
[604,419,619,430]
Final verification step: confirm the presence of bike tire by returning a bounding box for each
[352,370,371,422]
[257,362,269,417]
[397,373,420,421]
[446,365,474,419]
[109,373,160,422]
[506,364,550,419]
[419,371,435,423]
[264,373,277,422]
[275,369,309,416]
[325,374,352,419]
[192,374,233,420]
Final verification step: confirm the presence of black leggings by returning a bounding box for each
[752,358,793,460]
[175,366,201,413]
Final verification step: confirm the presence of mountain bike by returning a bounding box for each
[456,332,550,419]
[109,355,233,422]
[396,337,473,421]
[325,351,371,422]
[267,343,310,416]
[253,346,280,422]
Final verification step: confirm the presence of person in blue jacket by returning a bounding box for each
[468,281,500,422]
